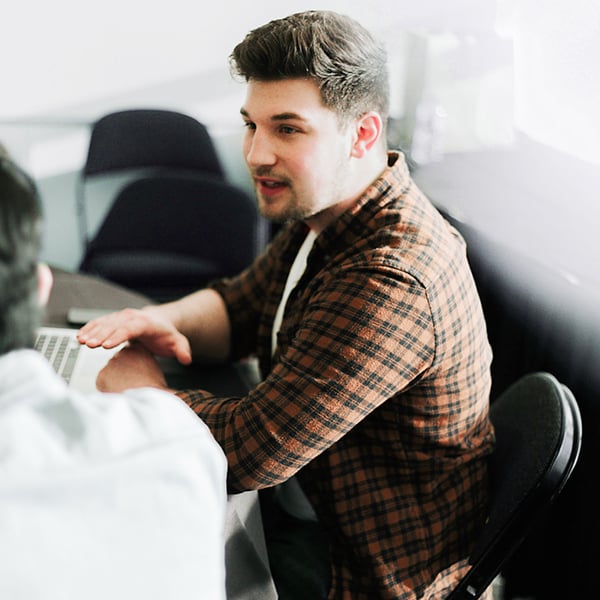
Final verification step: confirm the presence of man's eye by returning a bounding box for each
[280,126,297,134]
[243,121,256,130]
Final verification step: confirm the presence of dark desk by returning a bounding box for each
[46,267,276,600]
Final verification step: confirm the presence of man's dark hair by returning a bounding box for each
[229,11,389,127]
[0,153,43,353]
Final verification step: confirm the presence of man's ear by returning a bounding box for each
[37,263,53,307]
[350,112,383,158]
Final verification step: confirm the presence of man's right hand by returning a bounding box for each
[76,306,193,365]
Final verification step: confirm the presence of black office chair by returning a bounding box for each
[79,172,268,302]
[447,372,582,599]
[76,108,226,254]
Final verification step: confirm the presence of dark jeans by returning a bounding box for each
[259,489,331,600]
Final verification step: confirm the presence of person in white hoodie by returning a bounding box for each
[0,149,228,600]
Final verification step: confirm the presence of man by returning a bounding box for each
[0,152,228,600]
[79,11,495,599]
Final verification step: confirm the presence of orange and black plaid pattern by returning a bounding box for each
[179,152,495,599]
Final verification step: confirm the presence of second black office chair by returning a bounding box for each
[76,108,226,253]
[447,371,582,599]
[79,173,268,302]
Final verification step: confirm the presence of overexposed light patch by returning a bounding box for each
[28,130,89,179]
[498,0,600,165]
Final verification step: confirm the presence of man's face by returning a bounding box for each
[240,78,356,226]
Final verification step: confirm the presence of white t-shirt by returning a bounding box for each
[271,228,318,355]
[0,349,227,600]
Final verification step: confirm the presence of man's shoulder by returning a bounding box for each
[337,192,465,278]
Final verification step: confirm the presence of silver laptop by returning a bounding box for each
[35,326,123,393]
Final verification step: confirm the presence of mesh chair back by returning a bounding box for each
[79,172,267,302]
[84,109,224,177]
[77,109,226,253]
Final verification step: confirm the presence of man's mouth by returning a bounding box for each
[255,177,288,195]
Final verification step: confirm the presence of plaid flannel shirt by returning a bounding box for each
[178,152,495,599]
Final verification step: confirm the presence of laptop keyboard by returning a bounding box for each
[35,332,81,383]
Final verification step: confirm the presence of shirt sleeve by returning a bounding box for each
[178,263,435,493]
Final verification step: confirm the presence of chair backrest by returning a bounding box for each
[83,108,224,177]
[77,108,226,252]
[447,371,582,600]
[79,172,268,302]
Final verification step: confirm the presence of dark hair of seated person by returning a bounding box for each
[0,151,44,354]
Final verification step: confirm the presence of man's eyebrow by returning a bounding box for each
[239,108,307,122]
[271,112,307,122]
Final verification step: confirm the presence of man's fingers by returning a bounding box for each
[76,307,193,365]
[173,337,193,365]
[77,308,147,347]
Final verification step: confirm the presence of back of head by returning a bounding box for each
[229,10,390,127]
[0,153,43,354]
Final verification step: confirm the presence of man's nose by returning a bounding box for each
[245,131,276,167]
